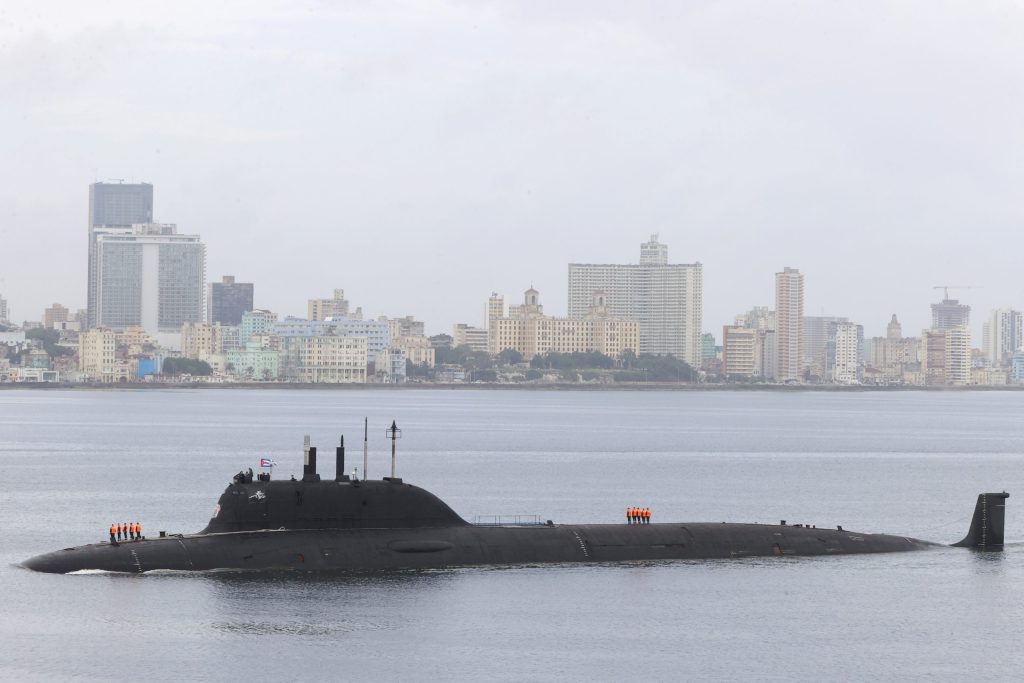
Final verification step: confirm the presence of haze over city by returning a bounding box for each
[2,1,1023,340]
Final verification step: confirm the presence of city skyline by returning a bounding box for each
[2,3,1023,342]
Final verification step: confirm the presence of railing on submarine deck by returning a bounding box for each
[472,515,546,527]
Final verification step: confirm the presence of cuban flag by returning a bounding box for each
[259,458,276,468]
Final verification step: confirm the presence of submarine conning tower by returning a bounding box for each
[200,433,468,534]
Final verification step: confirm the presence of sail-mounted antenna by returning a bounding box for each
[363,417,368,481]
[386,420,402,481]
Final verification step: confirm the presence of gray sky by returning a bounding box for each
[1,1,1022,341]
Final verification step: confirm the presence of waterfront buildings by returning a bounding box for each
[87,182,154,329]
[272,317,388,362]
[775,267,804,382]
[279,334,368,383]
[982,309,1023,367]
[208,275,253,326]
[567,236,702,366]
[226,340,280,380]
[92,223,206,346]
[489,288,639,359]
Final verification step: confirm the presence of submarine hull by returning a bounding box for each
[22,522,939,574]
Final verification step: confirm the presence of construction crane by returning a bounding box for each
[933,285,981,300]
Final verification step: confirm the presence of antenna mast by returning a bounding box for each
[363,417,368,480]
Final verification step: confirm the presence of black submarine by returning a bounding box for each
[23,429,1009,574]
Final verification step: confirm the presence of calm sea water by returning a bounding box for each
[2,388,1024,682]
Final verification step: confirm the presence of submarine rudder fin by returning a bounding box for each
[952,492,1009,549]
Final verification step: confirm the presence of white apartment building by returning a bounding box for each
[722,326,758,378]
[982,309,1023,367]
[79,328,118,382]
[453,324,489,352]
[830,322,863,384]
[93,223,205,347]
[775,267,804,382]
[567,236,702,366]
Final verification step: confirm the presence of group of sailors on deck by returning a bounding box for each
[109,522,143,544]
[627,507,652,525]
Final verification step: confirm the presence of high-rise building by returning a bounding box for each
[43,303,69,329]
[722,326,758,378]
[982,309,1023,367]
[78,327,118,382]
[922,326,971,385]
[828,322,863,384]
[208,275,254,326]
[775,267,804,382]
[0,294,8,323]
[931,298,970,331]
[485,292,505,346]
[308,289,350,321]
[87,182,154,329]
[93,223,206,346]
[945,326,972,385]
[567,236,702,366]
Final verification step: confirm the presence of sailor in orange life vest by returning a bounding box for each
[109,523,117,544]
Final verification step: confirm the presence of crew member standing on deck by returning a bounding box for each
[109,523,117,544]
[645,508,651,525]
[136,521,142,540]
[116,522,122,541]
[626,506,632,524]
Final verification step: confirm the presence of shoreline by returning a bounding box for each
[2,382,1023,392]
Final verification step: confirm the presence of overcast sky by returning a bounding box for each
[1,1,1022,340]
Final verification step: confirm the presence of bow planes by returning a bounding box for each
[22,432,1009,574]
